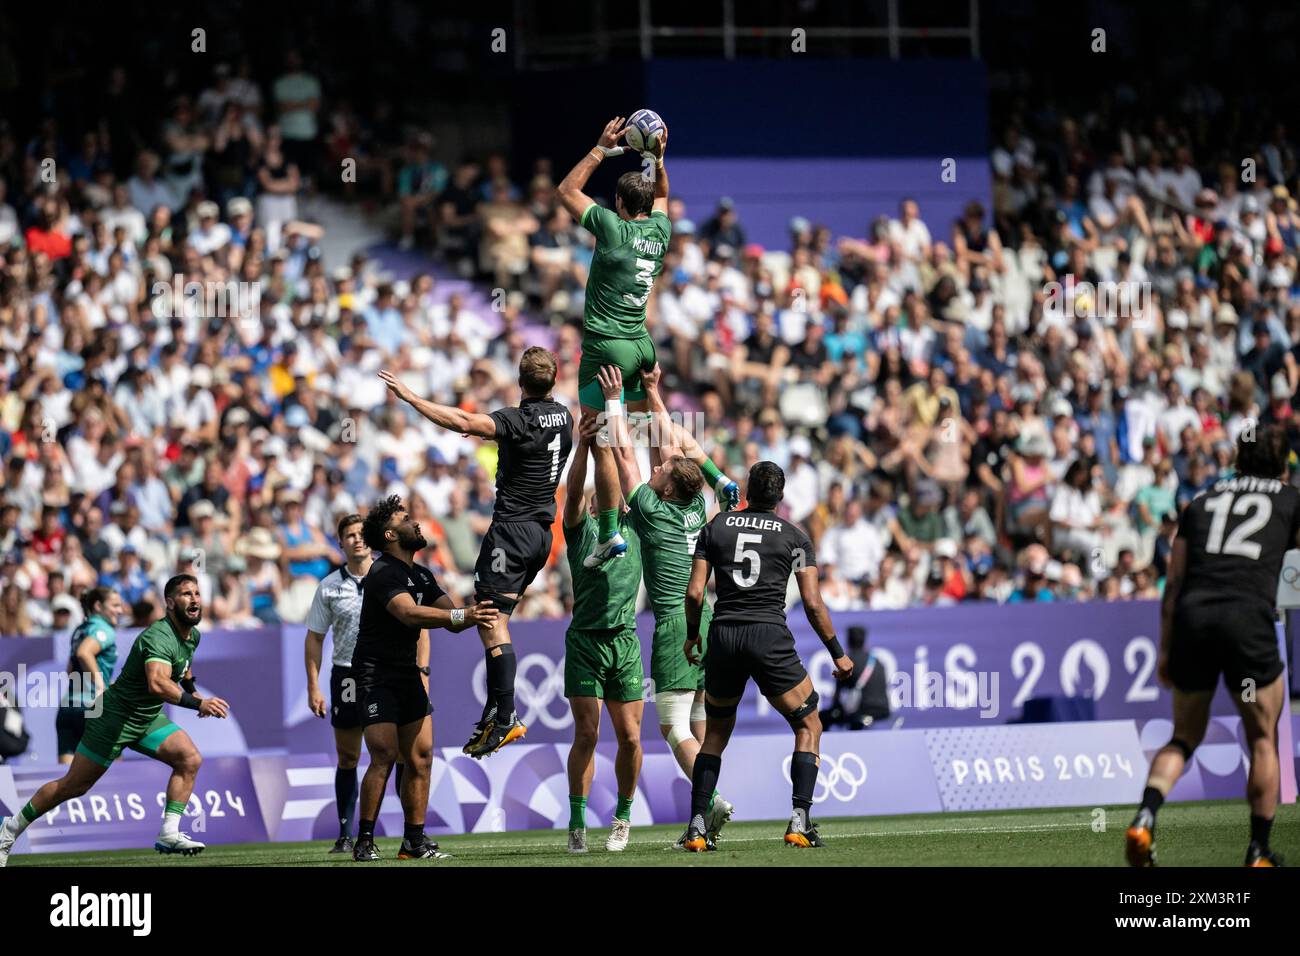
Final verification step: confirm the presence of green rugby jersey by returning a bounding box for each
[626,483,707,618]
[62,614,118,707]
[580,204,671,338]
[564,512,642,631]
[103,617,201,719]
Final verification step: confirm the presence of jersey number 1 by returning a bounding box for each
[547,434,562,484]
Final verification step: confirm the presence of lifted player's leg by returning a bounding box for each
[1235,673,1287,866]
[468,607,528,758]
[585,407,630,567]
[149,725,207,855]
[1126,688,1212,866]
[604,697,643,851]
[0,752,109,867]
[769,676,824,848]
[566,694,601,853]
[683,692,739,852]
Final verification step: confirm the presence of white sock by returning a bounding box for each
[8,810,32,836]
[159,809,182,839]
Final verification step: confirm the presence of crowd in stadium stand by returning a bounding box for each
[1,50,1298,636]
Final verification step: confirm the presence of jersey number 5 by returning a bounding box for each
[1204,491,1272,559]
[733,533,763,588]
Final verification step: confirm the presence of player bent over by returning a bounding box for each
[380,349,573,760]
[1126,426,1296,867]
[681,462,853,851]
[556,117,740,567]
[0,575,230,865]
[562,417,644,852]
[592,364,735,846]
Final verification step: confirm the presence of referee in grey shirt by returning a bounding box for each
[306,513,404,853]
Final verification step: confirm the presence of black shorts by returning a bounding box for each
[329,664,360,730]
[56,706,87,756]
[704,620,808,700]
[474,520,552,609]
[355,664,431,728]
[1169,599,1284,694]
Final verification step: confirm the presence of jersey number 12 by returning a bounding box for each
[1203,491,1271,560]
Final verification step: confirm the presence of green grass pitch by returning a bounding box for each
[9,800,1297,867]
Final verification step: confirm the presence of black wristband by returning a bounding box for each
[180,676,196,694]
[824,635,846,660]
[178,691,201,711]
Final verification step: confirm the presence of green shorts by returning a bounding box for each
[565,625,645,701]
[579,332,657,408]
[650,608,711,695]
[76,705,182,767]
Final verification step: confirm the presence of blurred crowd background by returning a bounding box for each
[1,2,1300,636]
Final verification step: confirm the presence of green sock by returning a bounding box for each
[700,458,726,488]
[165,800,188,816]
[615,795,634,822]
[568,795,587,831]
[21,800,40,823]
[597,508,620,541]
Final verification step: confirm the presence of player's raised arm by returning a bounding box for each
[647,126,669,214]
[642,363,738,508]
[557,116,626,221]
[794,563,853,680]
[386,590,497,632]
[144,660,229,718]
[596,365,641,497]
[379,369,496,439]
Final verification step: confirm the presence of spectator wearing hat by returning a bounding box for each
[98,544,158,615]
[1006,430,1053,542]
[236,527,284,625]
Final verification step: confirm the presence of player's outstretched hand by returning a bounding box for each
[199,696,230,719]
[378,369,415,404]
[309,687,328,719]
[683,636,703,666]
[640,362,662,392]
[466,600,498,628]
[596,364,623,401]
[598,117,626,150]
[831,655,855,681]
[647,125,667,161]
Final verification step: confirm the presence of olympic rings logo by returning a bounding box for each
[472,653,572,730]
[1283,566,1300,587]
[781,752,869,803]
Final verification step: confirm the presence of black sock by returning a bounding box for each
[1250,814,1273,849]
[484,647,504,721]
[393,763,405,797]
[1139,786,1165,816]
[358,818,375,841]
[404,822,425,846]
[494,644,517,720]
[335,767,358,838]
[790,751,818,815]
[690,753,722,822]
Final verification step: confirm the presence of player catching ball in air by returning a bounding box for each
[557,116,740,568]
[0,575,229,865]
